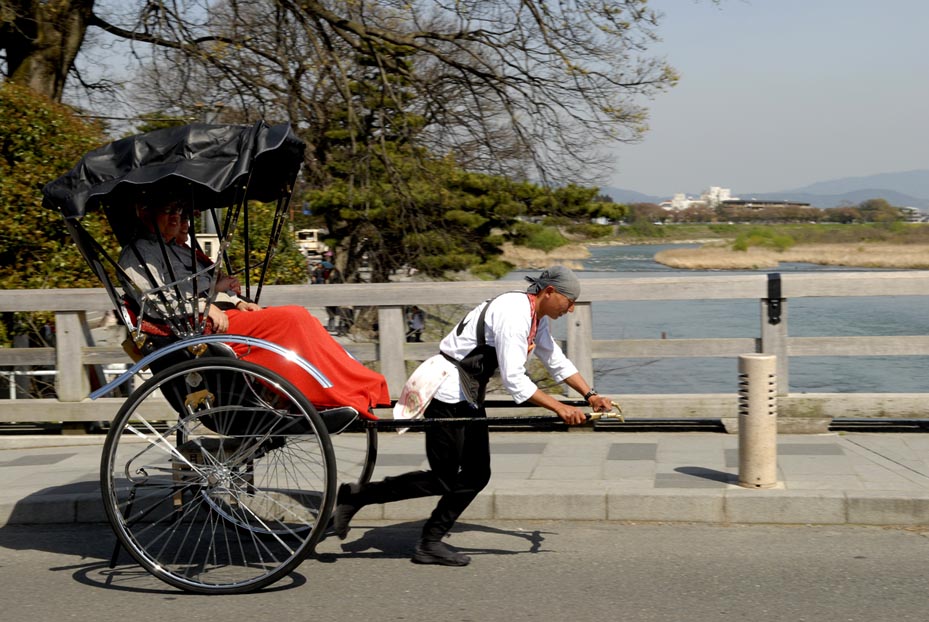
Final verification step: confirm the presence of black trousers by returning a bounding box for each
[353,399,491,541]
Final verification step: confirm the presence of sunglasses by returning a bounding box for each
[157,205,184,215]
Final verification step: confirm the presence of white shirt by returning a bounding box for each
[433,291,578,404]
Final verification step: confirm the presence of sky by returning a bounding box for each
[606,0,929,197]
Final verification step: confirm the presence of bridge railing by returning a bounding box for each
[2,271,928,433]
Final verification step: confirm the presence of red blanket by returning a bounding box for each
[226,305,389,418]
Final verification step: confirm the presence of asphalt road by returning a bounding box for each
[1,520,928,622]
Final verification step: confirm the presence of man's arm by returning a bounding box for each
[527,372,614,426]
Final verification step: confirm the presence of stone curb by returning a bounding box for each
[4,490,929,528]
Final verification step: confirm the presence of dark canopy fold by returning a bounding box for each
[43,121,305,244]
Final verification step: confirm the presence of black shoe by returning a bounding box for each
[411,540,471,566]
[332,483,361,540]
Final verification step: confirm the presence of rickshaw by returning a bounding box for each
[42,121,378,594]
[43,121,622,595]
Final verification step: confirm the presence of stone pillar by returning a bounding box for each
[738,353,778,488]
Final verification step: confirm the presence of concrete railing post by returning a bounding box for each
[738,353,778,488]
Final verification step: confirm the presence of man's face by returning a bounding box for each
[539,286,575,319]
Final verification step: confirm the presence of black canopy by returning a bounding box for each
[43,121,305,244]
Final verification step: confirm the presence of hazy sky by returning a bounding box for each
[606,0,929,197]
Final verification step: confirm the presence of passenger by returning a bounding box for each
[332,265,614,565]
[117,199,390,416]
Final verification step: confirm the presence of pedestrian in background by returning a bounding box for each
[406,305,425,342]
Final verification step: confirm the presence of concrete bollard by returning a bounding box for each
[738,353,778,488]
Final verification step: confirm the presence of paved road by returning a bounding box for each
[2,520,928,622]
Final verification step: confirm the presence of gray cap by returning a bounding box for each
[525,265,581,300]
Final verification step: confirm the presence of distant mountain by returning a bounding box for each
[785,170,929,199]
[740,189,929,210]
[599,187,666,204]
[602,169,929,211]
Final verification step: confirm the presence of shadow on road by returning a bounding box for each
[315,519,555,563]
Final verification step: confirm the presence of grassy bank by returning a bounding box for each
[618,223,929,270]
[654,243,929,270]
[501,222,929,270]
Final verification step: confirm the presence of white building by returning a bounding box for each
[661,186,739,211]
[701,186,738,207]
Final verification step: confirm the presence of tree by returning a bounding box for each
[0,82,105,343]
[0,0,94,100]
[627,202,667,224]
[4,1,678,281]
[857,198,903,223]
[674,204,716,223]
[823,206,863,224]
[5,1,676,182]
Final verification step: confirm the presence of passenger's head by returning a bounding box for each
[525,265,580,319]
[137,199,183,242]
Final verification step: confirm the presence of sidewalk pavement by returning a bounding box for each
[2,430,929,528]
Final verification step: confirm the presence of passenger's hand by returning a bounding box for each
[208,305,229,333]
[236,301,261,312]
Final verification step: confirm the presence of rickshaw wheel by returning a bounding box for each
[101,357,336,594]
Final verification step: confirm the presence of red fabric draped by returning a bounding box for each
[225,305,390,418]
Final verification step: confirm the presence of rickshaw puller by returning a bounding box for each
[332,265,614,566]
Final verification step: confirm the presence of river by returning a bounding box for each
[505,244,929,395]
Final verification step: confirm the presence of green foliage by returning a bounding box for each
[294,42,616,282]
[132,112,191,135]
[566,223,613,238]
[0,82,108,291]
[513,222,568,252]
[590,201,628,222]
[732,228,796,252]
[0,83,109,343]
[470,259,514,280]
[856,198,904,223]
[619,221,667,239]
[306,131,604,280]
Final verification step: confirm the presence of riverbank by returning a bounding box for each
[500,223,929,271]
[498,241,589,270]
[653,242,929,270]
[501,239,929,271]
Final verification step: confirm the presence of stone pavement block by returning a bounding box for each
[785,475,864,490]
[491,455,540,473]
[846,492,929,525]
[603,461,655,479]
[0,502,14,526]
[75,493,108,523]
[725,490,846,524]
[531,465,599,480]
[777,456,853,475]
[377,493,493,521]
[538,454,604,467]
[379,496,433,520]
[494,488,606,520]
[352,503,385,520]
[2,494,76,525]
[607,489,725,523]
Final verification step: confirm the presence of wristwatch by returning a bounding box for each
[583,389,598,403]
